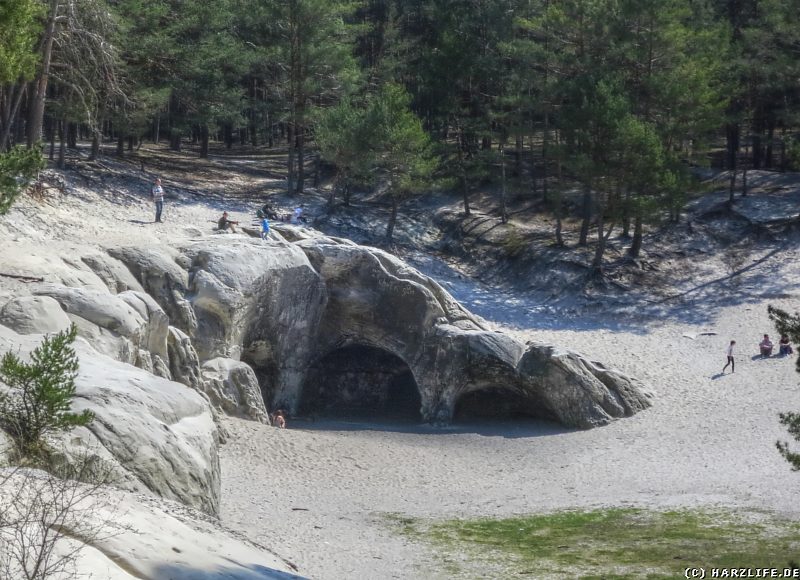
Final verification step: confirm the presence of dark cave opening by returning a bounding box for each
[453,386,557,423]
[299,344,422,421]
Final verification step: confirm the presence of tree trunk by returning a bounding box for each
[57,119,65,169]
[128,136,135,151]
[500,149,507,224]
[200,125,209,158]
[343,181,351,207]
[385,194,398,242]
[90,132,100,160]
[67,123,76,148]
[458,138,470,216]
[629,211,643,258]
[27,0,59,147]
[287,123,295,194]
[621,187,631,237]
[154,116,160,143]
[116,135,124,156]
[0,84,27,151]
[591,195,606,275]
[728,169,736,206]
[48,124,55,160]
[313,152,320,188]
[578,183,592,246]
[765,118,775,169]
[741,168,748,197]
[295,126,305,194]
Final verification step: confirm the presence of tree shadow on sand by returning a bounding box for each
[151,562,307,580]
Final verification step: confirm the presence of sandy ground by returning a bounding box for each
[2,156,799,579]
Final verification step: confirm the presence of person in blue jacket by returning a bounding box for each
[261,217,270,240]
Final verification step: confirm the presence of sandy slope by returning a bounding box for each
[2,160,799,579]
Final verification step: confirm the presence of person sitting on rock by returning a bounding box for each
[759,334,774,357]
[217,211,238,233]
[779,335,794,356]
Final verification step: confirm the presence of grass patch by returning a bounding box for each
[391,508,800,579]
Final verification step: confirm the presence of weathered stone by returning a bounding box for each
[200,358,269,422]
[0,327,220,514]
[0,295,71,335]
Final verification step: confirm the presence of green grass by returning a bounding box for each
[391,508,800,579]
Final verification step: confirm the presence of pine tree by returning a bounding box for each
[0,325,94,459]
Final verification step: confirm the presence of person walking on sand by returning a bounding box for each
[151,178,164,223]
[723,340,736,373]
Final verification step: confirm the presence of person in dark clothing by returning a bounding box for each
[217,211,239,233]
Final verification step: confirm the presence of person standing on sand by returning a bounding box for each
[151,178,164,223]
[723,340,736,373]
[261,216,270,240]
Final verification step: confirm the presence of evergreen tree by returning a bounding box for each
[0,325,94,459]
[367,83,437,242]
[0,146,43,215]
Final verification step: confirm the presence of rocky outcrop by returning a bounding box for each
[201,358,269,422]
[0,326,220,514]
[295,240,652,428]
[0,295,72,335]
[103,234,650,429]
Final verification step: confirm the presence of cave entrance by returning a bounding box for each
[299,344,422,421]
[453,386,556,423]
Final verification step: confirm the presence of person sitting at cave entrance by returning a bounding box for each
[271,409,286,429]
[217,211,238,233]
[779,335,794,357]
[759,334,774,358]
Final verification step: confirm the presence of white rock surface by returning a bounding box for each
[0,295,71,335]
[201,358,269,423]
[0,469,303,579]
[0,326,220,514]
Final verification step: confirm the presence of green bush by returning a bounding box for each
[0,145,43,215]
[0,325,94,460]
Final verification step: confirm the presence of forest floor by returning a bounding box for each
[3,142,799,579]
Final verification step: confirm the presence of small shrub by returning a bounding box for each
[502,228,528,258]
[0,325,94,460]
[0,146,44,215]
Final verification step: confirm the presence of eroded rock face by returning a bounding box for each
[0,326,220,515]
[201,358,269,423]
[106,234,650,429]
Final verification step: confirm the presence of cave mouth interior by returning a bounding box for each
[454,386,557,423]
[299,344,422,421]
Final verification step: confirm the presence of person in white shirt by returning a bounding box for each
[291,206,303,224]
[151,178,164,223]
[722,340,736,373]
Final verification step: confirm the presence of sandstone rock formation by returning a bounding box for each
[201,358,269,423]
[0,326,220,514]
[0,232,652,443]
[102,233,651,429]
